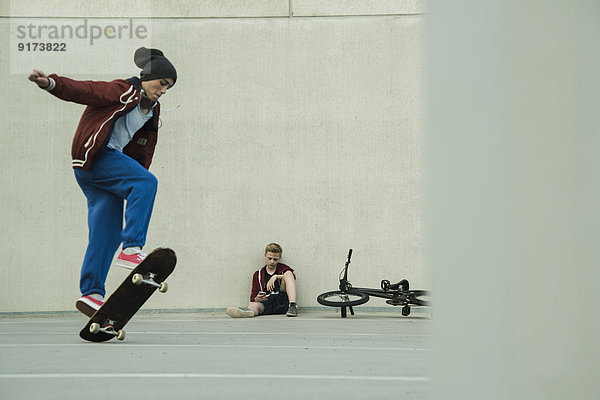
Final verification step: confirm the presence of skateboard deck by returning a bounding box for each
[79,247,177,342]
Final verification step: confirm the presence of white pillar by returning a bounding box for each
[427,1,600,398]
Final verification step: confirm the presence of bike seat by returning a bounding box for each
[381,279,410,291]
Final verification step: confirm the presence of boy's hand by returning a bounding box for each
[267,275,278,291]
[255,293,268,302]
[28,69,50,88]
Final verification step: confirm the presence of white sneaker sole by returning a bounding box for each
[115,259,137,270]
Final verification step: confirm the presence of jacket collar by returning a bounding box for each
[126,76,142,91]
[125,76,160,126]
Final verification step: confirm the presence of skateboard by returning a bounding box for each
[79,247,177,342]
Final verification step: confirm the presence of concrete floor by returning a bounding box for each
[0,309,432,400]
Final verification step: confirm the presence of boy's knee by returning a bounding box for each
[138,173,158,195]
[146,173,158,191]
[283,270,295,280]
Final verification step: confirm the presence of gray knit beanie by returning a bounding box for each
[134,47,177,85]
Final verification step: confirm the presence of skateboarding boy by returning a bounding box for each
[226,243,298,318]
[28,47,177,317]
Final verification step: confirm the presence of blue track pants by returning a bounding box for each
[74,148,158,297]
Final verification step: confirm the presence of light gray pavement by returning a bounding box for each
[0,309,432,400]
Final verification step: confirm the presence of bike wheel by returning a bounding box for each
[317,291,370,307]
[407,290,431,306]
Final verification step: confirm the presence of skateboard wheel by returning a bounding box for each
[89,323,101,334]
[117,330,126,341]
[159,282,168,293]
[132,273,143,285]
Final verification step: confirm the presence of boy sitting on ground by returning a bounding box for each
[227,243,298,317]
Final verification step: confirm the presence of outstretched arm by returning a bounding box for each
[27,69,131,108]
[28,69,52,90]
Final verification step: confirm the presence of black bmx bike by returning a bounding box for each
[317,249,431,318]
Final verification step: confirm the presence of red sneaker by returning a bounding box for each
[76,294,104,317]
[115,248,146,270]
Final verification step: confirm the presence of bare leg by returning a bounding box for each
[247,301,264,316]
[279,271,297,303]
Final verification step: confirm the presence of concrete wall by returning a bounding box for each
[0,1,427,312]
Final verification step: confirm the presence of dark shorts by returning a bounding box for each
[261,291,289,315]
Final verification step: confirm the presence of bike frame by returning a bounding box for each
[339,249,410,300]
[319,249,430,318]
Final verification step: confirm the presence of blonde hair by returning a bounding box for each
[264,243,282,255]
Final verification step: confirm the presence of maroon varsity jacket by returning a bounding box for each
[46,74,161,170]
[250,263,296,302]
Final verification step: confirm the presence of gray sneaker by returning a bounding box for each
[286,303,298,317]
[226,307,254,318]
